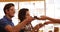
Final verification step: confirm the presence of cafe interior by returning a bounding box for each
[0,0,60,32]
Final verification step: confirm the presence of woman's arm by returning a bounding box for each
[39,16,60,23]
[31,24,44,32]
[5,16,34,32]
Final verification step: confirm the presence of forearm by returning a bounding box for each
[31,24,44,32]
[47,17,60,23]
[14,19,31,32]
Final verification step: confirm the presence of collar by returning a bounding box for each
[3,16,12,21]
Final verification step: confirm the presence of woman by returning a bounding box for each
[18,8,33,32]
[18,8,46,32]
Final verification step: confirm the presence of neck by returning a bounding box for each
[5,14,12,20]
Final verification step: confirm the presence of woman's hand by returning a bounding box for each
[37,16,49,20]
[31,23,44,32]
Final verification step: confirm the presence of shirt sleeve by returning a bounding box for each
[0,19,9,28]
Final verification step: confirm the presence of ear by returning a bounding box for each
[5,10,9,14]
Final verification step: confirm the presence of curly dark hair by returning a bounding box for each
[18,8,29,22]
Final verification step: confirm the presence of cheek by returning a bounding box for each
[9,11,15,16]
[25,14,30,18]
[26,15,30,18]
[11,10,15,14]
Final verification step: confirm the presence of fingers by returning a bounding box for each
[38,15,49,20]
[25,15,49,22]
[33,15,47,20]
[40,16,46,20]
